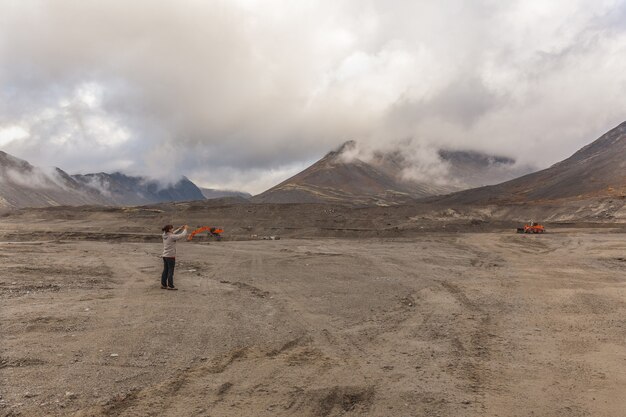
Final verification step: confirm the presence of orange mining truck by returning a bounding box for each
[517,222,545,234]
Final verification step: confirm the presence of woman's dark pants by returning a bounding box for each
[161,257,176,287]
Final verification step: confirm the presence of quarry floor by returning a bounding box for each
[1,230,626,416]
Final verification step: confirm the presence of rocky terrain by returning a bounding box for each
[2,122,626,416]
[1,210,625,416]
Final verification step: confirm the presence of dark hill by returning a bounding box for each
[200,188,251,200]
[253,141,530,205]
[253,141,453,205]
[436,121,626,204]
[73,172,206,205]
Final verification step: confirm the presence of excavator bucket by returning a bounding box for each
[188,226,224,241]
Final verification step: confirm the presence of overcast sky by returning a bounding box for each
[1,0,625,193]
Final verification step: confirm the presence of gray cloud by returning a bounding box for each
[1,0,625,193]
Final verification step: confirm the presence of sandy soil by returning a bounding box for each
[2,227,626,416]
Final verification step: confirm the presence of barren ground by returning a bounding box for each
[1,221,626,416]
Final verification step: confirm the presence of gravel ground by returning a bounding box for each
[1,225,626,416]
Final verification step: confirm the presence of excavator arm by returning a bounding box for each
[187,226,224,241]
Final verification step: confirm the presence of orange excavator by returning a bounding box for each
[517,222,545,234]
[187,226,224,241]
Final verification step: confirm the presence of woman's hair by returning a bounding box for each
[162,224,174,233]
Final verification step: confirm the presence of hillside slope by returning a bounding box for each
[254,141,531,205]
[437,121,626,205]
[0,151,109,208]
[253,142,452,205]
[73,172,206,206]
[0,151,208,208]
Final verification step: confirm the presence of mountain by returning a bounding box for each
[200,188,251,200]
[0,151,109,208]
[437,121,626,205]
[253,141,530,205]
[0,151,208,208]
[253,141,447,205]
[72,172,206,206]
[438,150,533,189]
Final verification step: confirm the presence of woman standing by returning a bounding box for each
[161,224,188,290]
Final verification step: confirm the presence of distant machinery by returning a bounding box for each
[516,222,545,234]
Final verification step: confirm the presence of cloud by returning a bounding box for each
[0,126,29,147]
[0,160,68,190]
[0,0,625,193]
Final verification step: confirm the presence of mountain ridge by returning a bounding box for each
[72,172,205,206]
[253,141,531,205]
[0,151,110,208]
[434,121,626,205]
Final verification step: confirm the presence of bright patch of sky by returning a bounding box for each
[0,126,29,147]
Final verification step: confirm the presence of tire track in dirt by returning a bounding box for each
[79,240,375,416]
[72,346,253,416]
[210,242,379,415]
[397,236,503,413]
[345,244,490,414]
[87,245,292,416]
[254,241,468,416]
[71,243,231,416]
[438,281,493,390]
[188,243,236,295]
[349,244,489,416]
[71,244,254,416]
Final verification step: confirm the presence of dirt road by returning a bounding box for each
[2,231,626,416]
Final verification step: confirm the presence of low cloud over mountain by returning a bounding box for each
[0,151,232,208]
[437,121,626,204]
[1,1,625,193]
[254,140,532,205]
